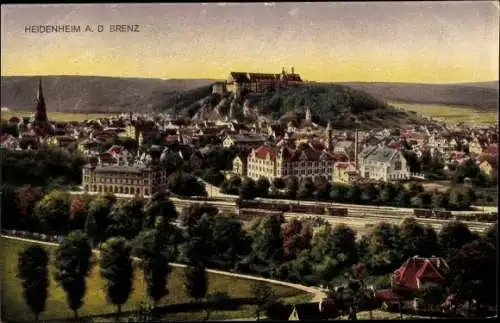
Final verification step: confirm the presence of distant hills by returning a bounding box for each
[1,75,496,128]
[0,76,218,113]
[334,81,499,110]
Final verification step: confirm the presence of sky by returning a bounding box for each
[1,2,499,83]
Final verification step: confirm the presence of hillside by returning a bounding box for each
[334,81,499,110]
[1,76,218,113]
[158,83,428,129]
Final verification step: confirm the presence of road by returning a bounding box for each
[1,234,327,303]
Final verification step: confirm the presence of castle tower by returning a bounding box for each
[325,120,333,151]
[35,77,48,123]
[305,107,312,122]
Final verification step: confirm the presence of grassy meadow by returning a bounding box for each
[1,110,120,122]
[389,101,498,125]
[0,236,306,322]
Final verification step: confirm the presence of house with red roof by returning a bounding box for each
[376,256,449,311]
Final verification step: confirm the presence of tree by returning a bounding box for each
[446,239,496,315]
[184,263,208,303]
[345,185,362,204]
[204,292,231,321]
[364,222,404,273]
[211,214,251,269]
[251,283,277,321]
[255,177,271,198]
[360,184,379,205]
[100,237,134,318]
[329,224,358,267]
[297,177,315,199]
[282,218,313,260]
[69,195,91,231]
[167,171,207,197]
[132,228,173,307]
[285,176,299,199]
[438,221,475,260]
[395,190,412,207]
[251,214,285,269]
[239,177,257,199]
[182,213,217,266]
[329,184,348,202]
[85,194,115,247]
[15,186,44,231]
[143,193,177,229]
[17,245,49,322]
[399,217,440,259]
[431,190,449,209]
[379,183,397,205]
[272,177,285,190]
[34,189,70,234]
[417,282,446,313]
[53,230,93,319]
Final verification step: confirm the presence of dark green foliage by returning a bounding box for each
[210,214,251,270]
[221,175,242,195]
[282,218,313,260]
[297,177,315,199]
[250,214,285,266]
[34,189,70,235]
[184,264,208,302]
[100,237,134,316]
[446,239,497,313]
[438,221,476,260]
[132,228,173,306]
[2,147,84,187]
[142,193,177,229]
[363,222,404,273]
[255,177,271,198]
[85,194,115,247]
[53,230,93,318]
[167,171,207,197]
[250,282,277,321]
[17,245,49,322]
[399,217,440,258]
[239,177,257,199]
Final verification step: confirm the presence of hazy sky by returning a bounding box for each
[1,2,499,83]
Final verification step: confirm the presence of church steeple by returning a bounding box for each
[325,120,333,151]
[35,77,48,123]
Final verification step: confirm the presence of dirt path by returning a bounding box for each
[1,234,327,303]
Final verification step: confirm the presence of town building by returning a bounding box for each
[376,256,449,311]
[82,163,167,197]
[332,161,358,184]
[222,133,267,149]
[359,146,410,181]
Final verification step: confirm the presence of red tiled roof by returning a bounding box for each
[483,144,498,156]
[392,257,447,291]
[388,141,401,149]
[107,145,125,155]
[253,145,277,160]
[334,162,356,170]
[376,289,406,301]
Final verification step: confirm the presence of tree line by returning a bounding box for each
[220,174,477,211]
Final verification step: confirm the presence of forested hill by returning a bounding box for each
[1,76,219,113]
[156,83,428,129]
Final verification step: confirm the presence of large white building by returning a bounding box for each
[359,146,410,181]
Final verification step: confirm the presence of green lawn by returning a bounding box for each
[389,101,498,125]
[1,110,120,122]
[0,236,306,322]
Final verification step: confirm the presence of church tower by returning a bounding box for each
[305,107,312,122]
[35,78,48,123]
[325,120,333,151]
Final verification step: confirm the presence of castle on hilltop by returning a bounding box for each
[213,67,303,95]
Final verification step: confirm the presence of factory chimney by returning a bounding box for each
[354,129,359,170]
[291,66,295,74]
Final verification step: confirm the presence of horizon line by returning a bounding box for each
[1,74,498,86]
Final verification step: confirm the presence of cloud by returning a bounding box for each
[288,7,299,17]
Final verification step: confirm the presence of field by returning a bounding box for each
[0,236,306,322]
[1,110,119,122]
[389,101,498,125]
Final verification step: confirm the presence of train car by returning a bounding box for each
[414,208,433,218]
[326,207,348,217]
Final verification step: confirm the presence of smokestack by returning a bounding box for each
[291,66,295,74]
[355,129,359,170]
